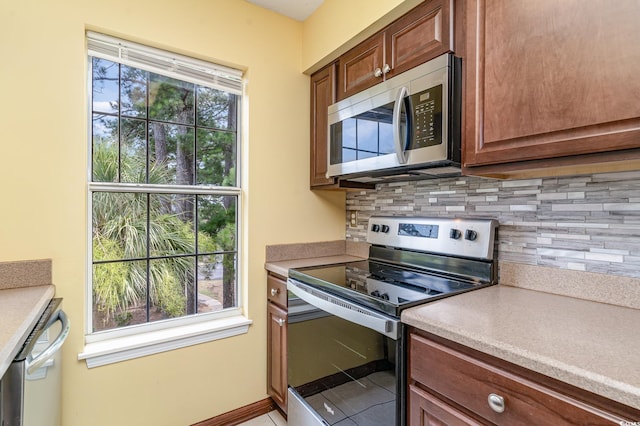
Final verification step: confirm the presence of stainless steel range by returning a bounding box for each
[287,216,498,426]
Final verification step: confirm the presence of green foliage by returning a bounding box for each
[91,146,234,326]
[92,137,119,183]
[148,74,194,123]
[93,239,138,318]
[149,260,187,318]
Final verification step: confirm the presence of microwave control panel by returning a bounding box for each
[410,84,443,149]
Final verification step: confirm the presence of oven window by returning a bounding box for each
[288,309,397,425]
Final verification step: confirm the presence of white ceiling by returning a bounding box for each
[246,0,324,21]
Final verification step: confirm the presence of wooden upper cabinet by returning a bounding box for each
[310,62,337,187]
[337,0,452,101]
[385,0,452,79]
[463,0,640,173]
[338,33,385,100]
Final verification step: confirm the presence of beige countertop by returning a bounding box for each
[0,285,56,379]
[265,254,365,277]
[401,284,640,411]
[264,239,368,277]
[0,259,55,379]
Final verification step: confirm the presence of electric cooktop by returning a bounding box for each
[289,260,483,317]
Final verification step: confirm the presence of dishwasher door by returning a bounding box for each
[0,298,70,426]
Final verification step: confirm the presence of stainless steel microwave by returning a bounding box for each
[327,53,461,183]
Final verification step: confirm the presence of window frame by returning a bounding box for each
[81,33,250,367]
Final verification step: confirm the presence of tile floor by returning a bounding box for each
[240,370,395,426]
[237,410,286,426]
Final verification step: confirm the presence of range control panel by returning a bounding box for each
[366,216,498,260]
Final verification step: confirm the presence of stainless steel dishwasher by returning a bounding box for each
[0,298,70,426]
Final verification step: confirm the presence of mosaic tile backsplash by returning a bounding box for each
[345,171,640,279]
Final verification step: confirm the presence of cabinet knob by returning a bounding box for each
[382,63,391,74]
[488,393,505,413]
[374,67,383,78]
[276,318,285,327]
[270,288,280,297]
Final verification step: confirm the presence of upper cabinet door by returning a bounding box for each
[463,0,640,169]
[385,0,452,79]
[310,62,338,187]
[337,0,453,101]
[337,33,385,101]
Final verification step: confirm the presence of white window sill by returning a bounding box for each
[78,314,252,368]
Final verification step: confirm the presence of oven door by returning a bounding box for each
[287,279,403,426]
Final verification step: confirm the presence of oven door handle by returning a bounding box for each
[288,279,399,340]
[26,309,70,375]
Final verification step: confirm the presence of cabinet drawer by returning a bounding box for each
[409,384,482,426]
[267,274,287,307]
[409,333,625,425]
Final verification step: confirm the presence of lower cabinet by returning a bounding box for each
[407,327,640,425]
[267,273,287,413]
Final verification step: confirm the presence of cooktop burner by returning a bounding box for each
[289,260,483,317]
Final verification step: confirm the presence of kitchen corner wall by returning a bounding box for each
[346,170,640,279]
[1,1,347,425]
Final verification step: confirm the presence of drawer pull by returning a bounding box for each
[270,288,280,296]
[276,318,285,327]
[488,393,505,413]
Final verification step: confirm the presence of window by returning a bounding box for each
[87,33,244,339]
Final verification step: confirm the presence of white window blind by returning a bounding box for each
[87,31,243,95]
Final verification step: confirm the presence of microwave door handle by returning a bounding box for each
[393,86,409,164]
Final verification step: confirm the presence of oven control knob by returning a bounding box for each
[465,229,478,241]
[380,292,390,300]
[371,290,381,297]
[449,228,462,240]
[371,224,380,232]
[381,225,390,233]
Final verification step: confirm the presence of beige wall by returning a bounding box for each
[302,0,422,72]
[0,0,349,424]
